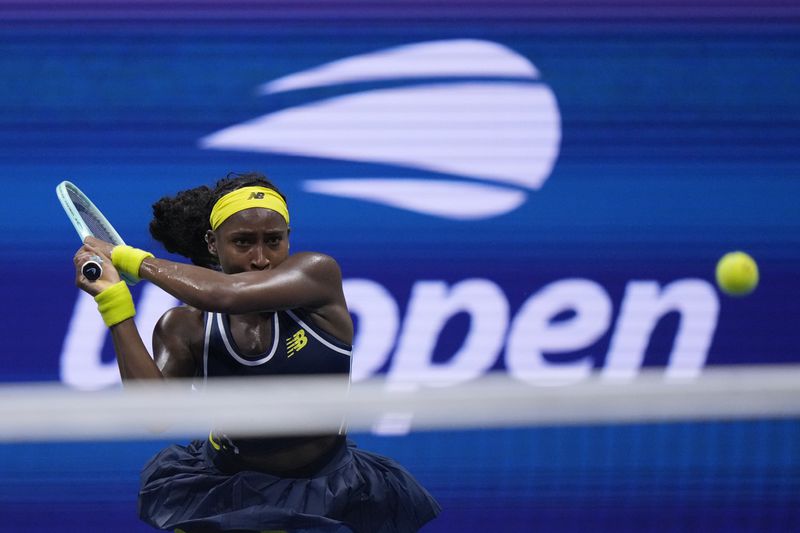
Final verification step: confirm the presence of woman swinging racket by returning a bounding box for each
[72,172,440,533]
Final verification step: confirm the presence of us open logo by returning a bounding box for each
[60,41,723,393]
[199,39,562,220]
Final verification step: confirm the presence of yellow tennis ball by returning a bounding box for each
[715,251,759,296]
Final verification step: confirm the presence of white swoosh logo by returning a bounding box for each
[260,39,540,94]
[200,40,561,220]
[304,179,527,220]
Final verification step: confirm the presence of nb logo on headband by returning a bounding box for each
[248,192,266,200]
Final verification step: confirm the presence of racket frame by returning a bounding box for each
[56,180,136,285]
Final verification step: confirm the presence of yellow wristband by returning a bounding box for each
[111,245,154,282]
[94,281,136,327]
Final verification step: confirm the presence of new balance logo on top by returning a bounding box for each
[286,329,308,357]
[199,39,561,220]
[248,191,266,200]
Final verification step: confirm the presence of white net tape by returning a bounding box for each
[1,365,798,442]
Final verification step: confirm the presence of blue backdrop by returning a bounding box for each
[2,1,799,386]
[0,1,798,531]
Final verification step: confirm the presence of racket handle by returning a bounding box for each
[82,258,103,282]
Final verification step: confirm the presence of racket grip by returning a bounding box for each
[82,257,103,282]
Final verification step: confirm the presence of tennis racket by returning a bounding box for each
[56,180,135,285]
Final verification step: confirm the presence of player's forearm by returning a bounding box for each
[138,257,232,311]
[109,320,164,382]
[98,241,230,311]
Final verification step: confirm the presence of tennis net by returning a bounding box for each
[0,365,797,531]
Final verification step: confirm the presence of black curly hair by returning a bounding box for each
[149,172,286,268]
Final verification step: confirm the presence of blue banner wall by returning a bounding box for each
[0,2,799,532]
[1,1,797,386]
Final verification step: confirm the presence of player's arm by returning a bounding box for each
[152,305,202,379]
[140,251,342,314]
[107,320,163,381]
[83,236,351,341]
[104,305,199,381]
[138,252,352,342]
[83,236,342,314]
[74,245,198,382]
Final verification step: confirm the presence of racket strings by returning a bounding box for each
[68,189,120,244]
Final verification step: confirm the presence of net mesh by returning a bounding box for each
[1,367,798,532]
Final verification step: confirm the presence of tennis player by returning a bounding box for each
[72,172,440,533]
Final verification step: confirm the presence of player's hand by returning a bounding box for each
[83,236,116,258]
[73,244,122,296]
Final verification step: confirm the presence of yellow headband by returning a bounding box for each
[209,186,289,230]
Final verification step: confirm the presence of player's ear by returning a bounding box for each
[205,230,218,257]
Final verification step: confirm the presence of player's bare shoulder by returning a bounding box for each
[156,303,203,330]
[154,305,205,355]
[290,251,344,282]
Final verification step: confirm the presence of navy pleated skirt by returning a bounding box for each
[138,438,440,532]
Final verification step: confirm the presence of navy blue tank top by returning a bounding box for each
[202,308,352,380]
[202,308,352,457]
